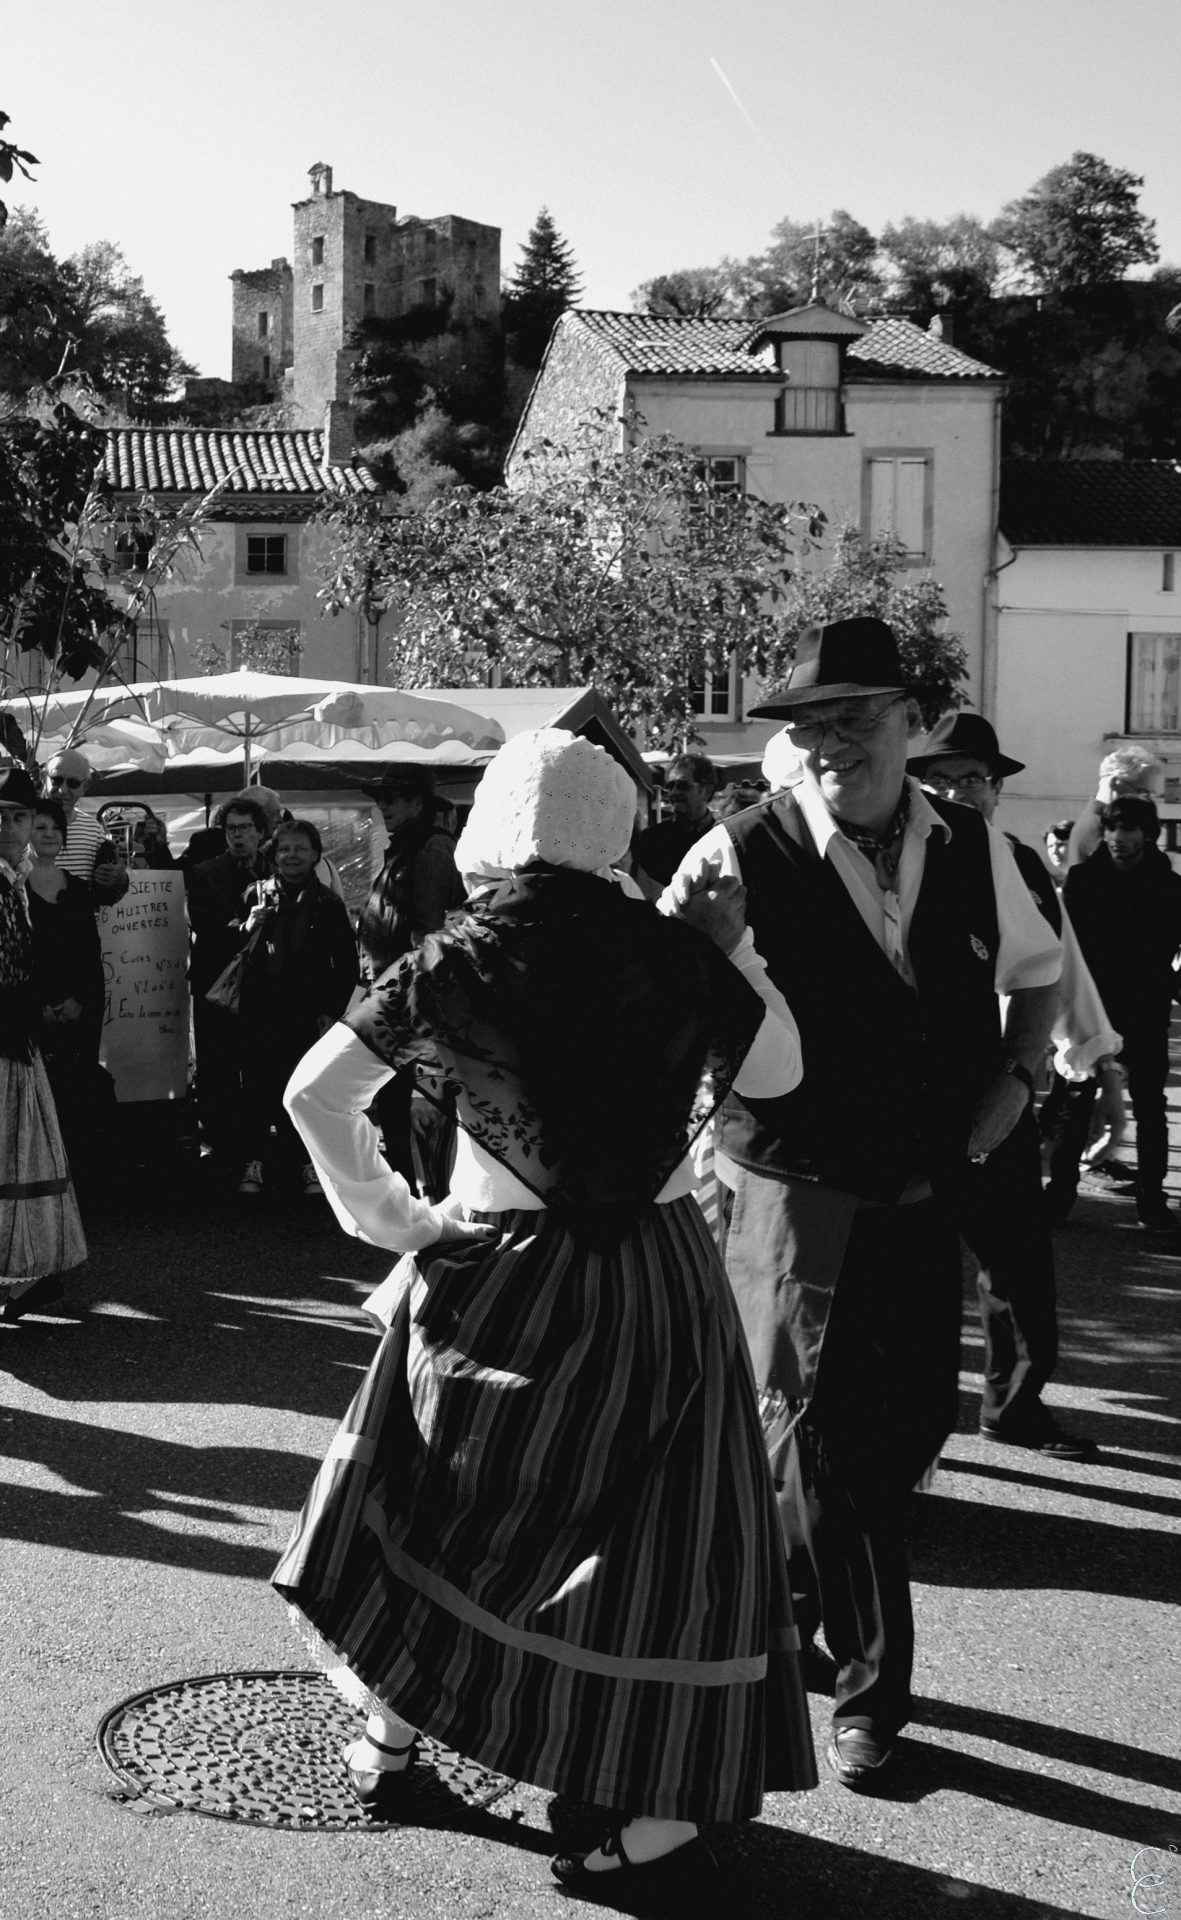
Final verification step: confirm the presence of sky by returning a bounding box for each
[6,0,1181,382]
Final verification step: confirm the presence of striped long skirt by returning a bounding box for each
[0,1053,87,1291]
[273,1195,817,1824]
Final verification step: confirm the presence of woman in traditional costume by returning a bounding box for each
[0,767,88,1322]
[273,729,816,1897]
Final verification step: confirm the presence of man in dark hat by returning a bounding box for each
[360,767,465,1187]
[632,751,719,899]
[663,618,1062,1789]
[909,712,1106,1461]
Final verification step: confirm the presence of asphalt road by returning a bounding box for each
[1,1111,1179,1920]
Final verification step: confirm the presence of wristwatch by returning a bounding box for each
[1001,1057,1035,1098]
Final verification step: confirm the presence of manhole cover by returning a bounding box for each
[97,1669,517,1830]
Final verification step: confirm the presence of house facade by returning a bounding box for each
[99,413,381,682]
[993,460,1181,849]
[507,305,1005,767]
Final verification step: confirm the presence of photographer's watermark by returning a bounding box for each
[1131,1848,1178,1916]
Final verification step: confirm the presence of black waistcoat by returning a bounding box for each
[718,793,1002,1202]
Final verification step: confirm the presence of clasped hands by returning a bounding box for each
[662,866,748,953]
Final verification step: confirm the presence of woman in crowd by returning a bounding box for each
[236,819,357,1198]
[273,729,816,1898]
[25,797,107,1197]
[0,768,87,1322]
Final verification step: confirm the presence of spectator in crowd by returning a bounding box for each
[1045,795,1181,1231]
[236,820,357,1198]
[358,768,465,1187]
[25,798,108,1200]
[275,729,815,1890]
[185,796,269,1177]
[665,619,1061,1788]
[632,752,718,899]
[129,809,179,869]
[42,748,129,907]
[0,766,87,1323]
[1044,820,1074,883]
[908,712,1104,1460]
[1067,745,1161,869]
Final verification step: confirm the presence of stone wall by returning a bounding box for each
[230,259,293,394]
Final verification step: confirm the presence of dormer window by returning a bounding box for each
[774,339,842,434]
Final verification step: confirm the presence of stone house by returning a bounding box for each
[100,409,381,681]
[230,163,501,427]
[993,459,1181,848]
[507,304,1005,768]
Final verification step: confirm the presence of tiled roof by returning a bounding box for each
[1001,460,1181,546]
[560,310,1001,382]
[102,429,379,497]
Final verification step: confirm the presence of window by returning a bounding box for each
[261,354,271,381]
[112,528,153,574]
[1128,632,1181,732]
[257,310,269,338]
[130,616,170,680]
[1165,554,1177,593]
[688,655,739,722]
[246,534,288,576]
[311,283,324,313]
[363,232,376,265]
[862,452,933,562]
[420,276,437,306]
[229,620,301,673]
[311,236,324,267]
[363,282,376,316]
[772,339,842,434]
[693,454,745,500]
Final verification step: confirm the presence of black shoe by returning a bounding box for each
[1085,1159,1138,1189]
[1,1275,65,1324]
[551,1825,718,1899]
[1137,1196,1181,1231]
[344,1733,418,1816]
[825,1725,895,1788]
[980,1412,1097,1460]
[1042,1184,1076,1225]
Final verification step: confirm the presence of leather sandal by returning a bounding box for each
[551,1819,717,1895]
[344,1732,418,1816]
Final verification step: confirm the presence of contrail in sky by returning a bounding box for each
[709,56,789,175]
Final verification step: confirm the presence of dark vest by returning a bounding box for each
[718,793,1002,1202]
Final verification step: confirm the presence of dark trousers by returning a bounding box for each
[1046,1030,1169,1203]
[728,1178,961,1738]
[241,1020,317,1174]
[192,997,245,1166]
[955,1111,1059,1429]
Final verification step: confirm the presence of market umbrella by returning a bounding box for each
[4,672,503,787]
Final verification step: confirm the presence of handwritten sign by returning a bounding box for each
[98,874,190,1102]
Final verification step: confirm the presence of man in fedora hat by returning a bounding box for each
[663,617,1062,1788]
[909,712,1111,1461]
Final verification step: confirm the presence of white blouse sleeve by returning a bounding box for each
[284,1025,453,1252]
[723,929,803,1101]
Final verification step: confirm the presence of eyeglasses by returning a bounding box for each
[923,772,994,794]
[47,774,85,790]
[779,696,905,751]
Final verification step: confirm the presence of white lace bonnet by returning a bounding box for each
[456,727,635,879]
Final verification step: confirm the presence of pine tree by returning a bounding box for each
[503,208,583,368]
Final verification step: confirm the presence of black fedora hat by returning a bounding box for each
[748,617,906,717]
[907,710,1024,779]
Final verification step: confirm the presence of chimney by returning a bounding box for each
[322,400,355,468]
[308,161,333,198]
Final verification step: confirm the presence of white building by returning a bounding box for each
[993,460,1181,850]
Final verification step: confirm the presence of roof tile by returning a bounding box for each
[559,310,1001,382]
[1001,460,1181,546]
[102,428,379,499]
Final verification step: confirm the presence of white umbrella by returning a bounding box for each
[4,671,503,786]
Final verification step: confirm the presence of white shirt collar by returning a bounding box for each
[785,773,951,859]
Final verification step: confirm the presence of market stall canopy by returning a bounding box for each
[417,686,652,791]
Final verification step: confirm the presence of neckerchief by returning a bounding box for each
[835,783,912,892]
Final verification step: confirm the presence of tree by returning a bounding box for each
[631,268,732,319]
[995,152,1158,292]
[758,210,881,314]
[879,215,1000,323]
[761,524,968,727]
[502,208,583,368]
[320,411,824,748]
[0,107,37,231]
